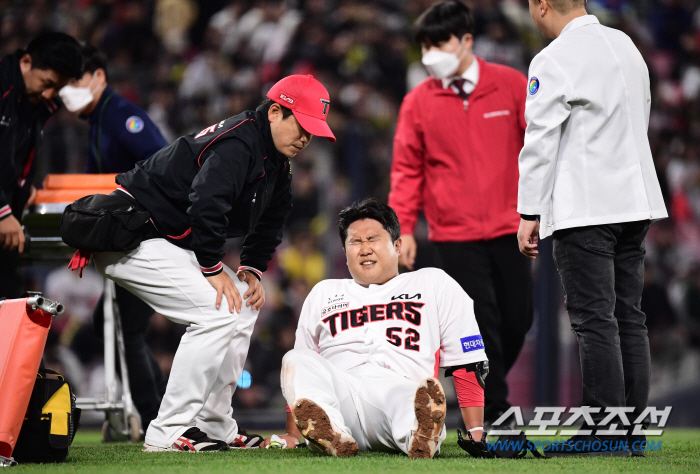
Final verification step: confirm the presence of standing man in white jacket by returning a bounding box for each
[517,0,668,457]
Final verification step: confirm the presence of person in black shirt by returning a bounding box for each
[80,74,336,452]
[0,32,82,299]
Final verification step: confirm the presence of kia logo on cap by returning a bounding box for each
[279,94,295,104]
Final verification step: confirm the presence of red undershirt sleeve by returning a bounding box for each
[453,368,484,407]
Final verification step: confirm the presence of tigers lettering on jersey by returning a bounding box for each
[322,301,424,337]
[298,269,487,383]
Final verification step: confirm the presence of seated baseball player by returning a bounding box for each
[262,198,489,458]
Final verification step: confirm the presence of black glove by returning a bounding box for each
[457,429,493,458]
[457,430,546,459]
[490,431,530,458]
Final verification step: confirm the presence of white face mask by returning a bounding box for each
[421,37,467,79]
[59,74,98,112]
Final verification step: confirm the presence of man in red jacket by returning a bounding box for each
[388,0,532,430]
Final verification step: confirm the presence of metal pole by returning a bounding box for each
[113,295,137,420]
[103,279,117,406]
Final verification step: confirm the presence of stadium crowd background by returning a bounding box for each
[2,0,699,425]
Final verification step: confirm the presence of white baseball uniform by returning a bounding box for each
[281,267,487,454]
[93,238,258,447]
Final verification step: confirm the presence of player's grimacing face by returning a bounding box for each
[344,218,401,287]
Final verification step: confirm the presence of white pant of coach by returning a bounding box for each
[93,238,258,447]
[281,348,446,454]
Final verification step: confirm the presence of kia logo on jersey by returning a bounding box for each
[460,335,484,352]
[391,293,422,300]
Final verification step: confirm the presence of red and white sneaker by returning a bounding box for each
[229,429,264,448]
[143,427,229,452]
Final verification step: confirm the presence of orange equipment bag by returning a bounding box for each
[0,298,52,459]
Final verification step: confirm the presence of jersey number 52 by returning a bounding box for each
[386,327,420,351]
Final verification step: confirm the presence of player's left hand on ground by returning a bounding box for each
[260,434,300,449]
[517,218,540,259]
[237,269,265,311]
[457,429,493,458]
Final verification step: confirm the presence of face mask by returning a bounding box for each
[59,74,98,112]
[421,37,467,79]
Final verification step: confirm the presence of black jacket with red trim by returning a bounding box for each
[0,51,58,221]
[116,105,293,277]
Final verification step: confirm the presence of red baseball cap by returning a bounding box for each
[266,75,336,142]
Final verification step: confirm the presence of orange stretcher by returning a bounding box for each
[34,173,118,204]
[0,296,64,462]
[21,174,118,262]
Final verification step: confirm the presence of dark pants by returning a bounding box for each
[553,221,651,427]
[435,233,533,422]
[93,284,167,432]
[0,248,23,299]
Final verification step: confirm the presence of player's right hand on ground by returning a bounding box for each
[205,271,242,314]
[0,215,25,253]
[398,234,417,270]
[260,434,300,449]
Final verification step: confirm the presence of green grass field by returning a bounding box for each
[10,429,700,473]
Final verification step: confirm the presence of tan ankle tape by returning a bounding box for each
[331,432,342,446]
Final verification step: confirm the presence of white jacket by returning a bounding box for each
[517,15,667,239]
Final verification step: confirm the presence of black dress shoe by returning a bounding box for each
[628,433,646,457]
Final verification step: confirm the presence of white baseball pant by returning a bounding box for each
[93,238,258,447]
[281,348,446,454]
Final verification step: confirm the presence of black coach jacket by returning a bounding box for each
[116,105,292,277]
[0,52,57,220]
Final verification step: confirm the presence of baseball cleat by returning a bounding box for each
[142,427,229,452]
[229,428,264,448]
[292,398,359,457]
[409,377,446,459]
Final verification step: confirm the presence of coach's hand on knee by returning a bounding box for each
[206,272,242,313]
[237,270,266,311]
